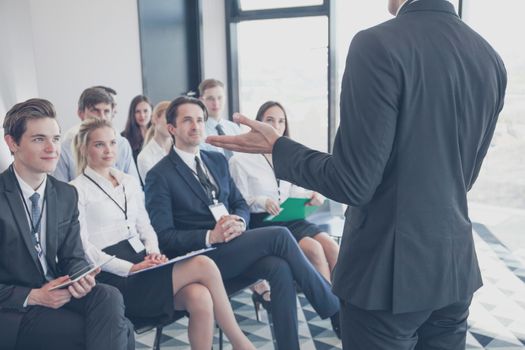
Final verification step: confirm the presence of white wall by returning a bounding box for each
[0,0,143,133]
[0,0,39,117]
[201,0,228,85]
[1,0,227,132]
[201,0,231,118]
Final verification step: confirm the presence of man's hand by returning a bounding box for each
[68,268,99,299]
[265,198,281,216]
[209,215,246,244]
[206,113,280,153]
[27,276,72,309]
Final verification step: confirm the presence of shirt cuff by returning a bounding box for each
[205,230,212,247]
[254,195,270,212]
[23,295,29,308]
[237,217,246,231]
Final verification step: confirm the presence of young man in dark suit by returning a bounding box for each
[207,0,507,349]
[0,98,134,350]
[144,96,340,350]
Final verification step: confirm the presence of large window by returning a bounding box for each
[227,1,330,151]
[239,0,323,11]
[236,16,328,151]
[462,0,525,210]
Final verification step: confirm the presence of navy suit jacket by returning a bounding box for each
[273,0,507,313]
[0,168,89,349]
[145,149,250,256]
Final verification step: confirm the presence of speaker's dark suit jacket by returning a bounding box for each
[145,149,249,255]
[273,0,507,314]
[0,168,88,348]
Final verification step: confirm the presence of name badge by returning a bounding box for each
[128,236,145,253]
[209,202,229,222]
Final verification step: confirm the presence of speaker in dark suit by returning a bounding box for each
[144,96,340,350]
[207,1,507,348]
[0,98,133,350]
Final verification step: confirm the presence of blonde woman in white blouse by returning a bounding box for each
[137,101,172,181]
[71,118,254,350]
[229,101,340,284]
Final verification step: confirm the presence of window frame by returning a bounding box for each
[225,0,463,152]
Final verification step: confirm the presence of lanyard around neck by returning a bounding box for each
[83,172,128,221]
[11,165,46,257]
[262,155,281,203]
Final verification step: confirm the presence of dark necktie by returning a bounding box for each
[195,156,219,201]
[29,192,43,258]
[215,124,234,159]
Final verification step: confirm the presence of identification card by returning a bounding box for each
[209,203,229,221]
[128,236,145,253]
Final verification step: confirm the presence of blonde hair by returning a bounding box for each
[144,100,171,145]
[73,118,115,175]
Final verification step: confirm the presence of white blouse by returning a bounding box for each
[137,139,169,181]
[229,153,312,213]
[71,166,160,276]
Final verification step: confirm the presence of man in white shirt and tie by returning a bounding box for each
[1,98,134,350]
[199,78,240,159]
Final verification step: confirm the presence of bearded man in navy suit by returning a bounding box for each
[144,96,340,350]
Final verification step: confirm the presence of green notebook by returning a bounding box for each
[263,197,321,222]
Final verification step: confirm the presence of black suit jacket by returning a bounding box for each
[145,149,250,256]
[273,0,507,313]
[0,168,88,348]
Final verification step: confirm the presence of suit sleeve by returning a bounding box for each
[0,282,31,311]
[219,154,250,224]
[273,30,400,206]
[468,57,507,191]
[56,186,90,276]
[228,173,251,226]
[145,168,208,254]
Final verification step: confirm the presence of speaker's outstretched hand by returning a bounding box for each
[206,113,280,154]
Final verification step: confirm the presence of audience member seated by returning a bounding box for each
[230,101,340,283]
[70,118,254,350]
[198,78,240,159]
[0,98,133,350]
[144,96,340,350]
[121,95,153,164]
[137,101,172,180]
[53,87,140,182]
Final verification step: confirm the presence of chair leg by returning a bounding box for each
[153,326,163,350]
[219,327,223,350]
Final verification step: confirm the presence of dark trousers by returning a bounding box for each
[15,284,135,350]
[340,297,472,350]
[206,226,340,350]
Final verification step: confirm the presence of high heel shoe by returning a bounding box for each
[251,290,271,322]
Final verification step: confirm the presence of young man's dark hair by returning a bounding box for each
[4,98,57,144]
[77,87,114,112]
[166,96,208,125]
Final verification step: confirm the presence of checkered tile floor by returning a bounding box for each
[135,222,525,349]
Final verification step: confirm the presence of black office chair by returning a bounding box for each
[131,310,188,350]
